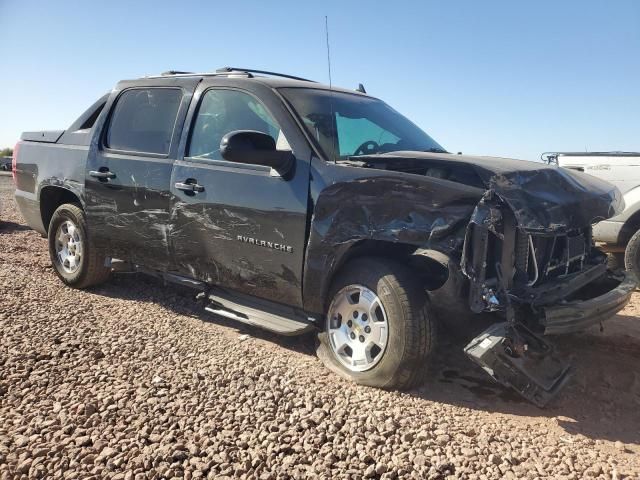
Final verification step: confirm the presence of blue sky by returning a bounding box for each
[0,0,638,160]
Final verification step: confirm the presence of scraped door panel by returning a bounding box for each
[84,82,197,271]
[168,86,311,307]
[84,153,174,270]
[169,157,309,307]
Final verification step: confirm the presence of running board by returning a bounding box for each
[464,322,573,407]
[200,288,316,336]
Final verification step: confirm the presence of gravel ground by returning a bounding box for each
[1,174,639,479]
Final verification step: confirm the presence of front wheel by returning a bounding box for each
[316,258,436,390]
[48,203,111,288]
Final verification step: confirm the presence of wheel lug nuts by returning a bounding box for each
[350,332,356,339]
[347,320,353,328]
[353,311,358,318]
[362,314,368,321]
[359,335,365,343]
[364,326,371,334]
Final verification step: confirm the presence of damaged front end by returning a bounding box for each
[314,150,635,406]
[459,191,636,407]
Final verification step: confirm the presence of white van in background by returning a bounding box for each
[545,152,640,278]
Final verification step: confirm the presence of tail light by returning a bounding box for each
[12,141,20,183]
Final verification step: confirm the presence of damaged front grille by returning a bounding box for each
[463,196,595,314]
[461,208,598,406]
[524,229,591,285]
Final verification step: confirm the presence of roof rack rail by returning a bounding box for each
[161,70,194,76]
[144,70,253,79]
[216,67,316,83]
[145,68,314,82]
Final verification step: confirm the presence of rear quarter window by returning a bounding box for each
[105,88,182,155]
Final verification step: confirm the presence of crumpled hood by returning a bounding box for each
[363,151,625,233]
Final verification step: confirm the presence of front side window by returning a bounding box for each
[106,88,182,155]
[280,87,445,161]
[188,89,288,159]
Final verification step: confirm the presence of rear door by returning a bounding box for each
[84,79,198,271]
[168,80,312,307]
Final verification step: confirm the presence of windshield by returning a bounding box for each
[280,87,445,161]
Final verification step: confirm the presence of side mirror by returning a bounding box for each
[220,130,294,172]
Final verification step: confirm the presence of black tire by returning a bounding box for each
[624,228,640,280]
[48,203,111,288]
[317,257,436,390]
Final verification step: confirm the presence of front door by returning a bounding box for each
[169,86,311,307]
[84,82,196,271]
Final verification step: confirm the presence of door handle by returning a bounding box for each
[89,170,116,179]
[175,181,205,193]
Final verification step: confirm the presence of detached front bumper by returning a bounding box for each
[541,270,637,335]
[464,269,636,407]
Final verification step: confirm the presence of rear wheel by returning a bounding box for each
[316,258,436,390]
[624,228,640,280]
[48,203,110,288]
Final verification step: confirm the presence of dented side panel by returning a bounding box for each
[167,79,318,308]
[83,77,200,271]
[84,159,175,270]
[302,159,486,313]
[14,142,89,235]
[168,158,310,307]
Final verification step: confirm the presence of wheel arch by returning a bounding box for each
[39,186,82,233]
[303,239,453,315]
[612,186,640,244]
[619,208,640,245]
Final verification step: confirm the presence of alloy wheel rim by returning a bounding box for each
[55,220,83,274]
[326,284,389,372]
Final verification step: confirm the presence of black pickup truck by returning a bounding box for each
[13,67,637,405]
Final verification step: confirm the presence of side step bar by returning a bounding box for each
[107,261,317,336]
[199,288,317,336]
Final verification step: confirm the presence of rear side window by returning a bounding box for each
[105,88,182,155]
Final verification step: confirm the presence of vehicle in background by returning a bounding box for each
[0,156,12,171]
[545,152,640,279]
[11,69,637,406]
[0,156,11,220]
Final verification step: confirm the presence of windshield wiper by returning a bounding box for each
[420,148,448,154]
[345,148,448,160]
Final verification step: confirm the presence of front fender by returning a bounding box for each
[301,161,484,313]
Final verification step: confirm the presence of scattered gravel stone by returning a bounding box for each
[16,459,32,474]
[413,454,428,467]
[401,432,414,443]
[615,441,627,452]
[0,177,639,479]
[461,447,476,457]
[75,436,92,447]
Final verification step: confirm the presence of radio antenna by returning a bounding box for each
[325,15,332,89]
[324,15,338,163]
